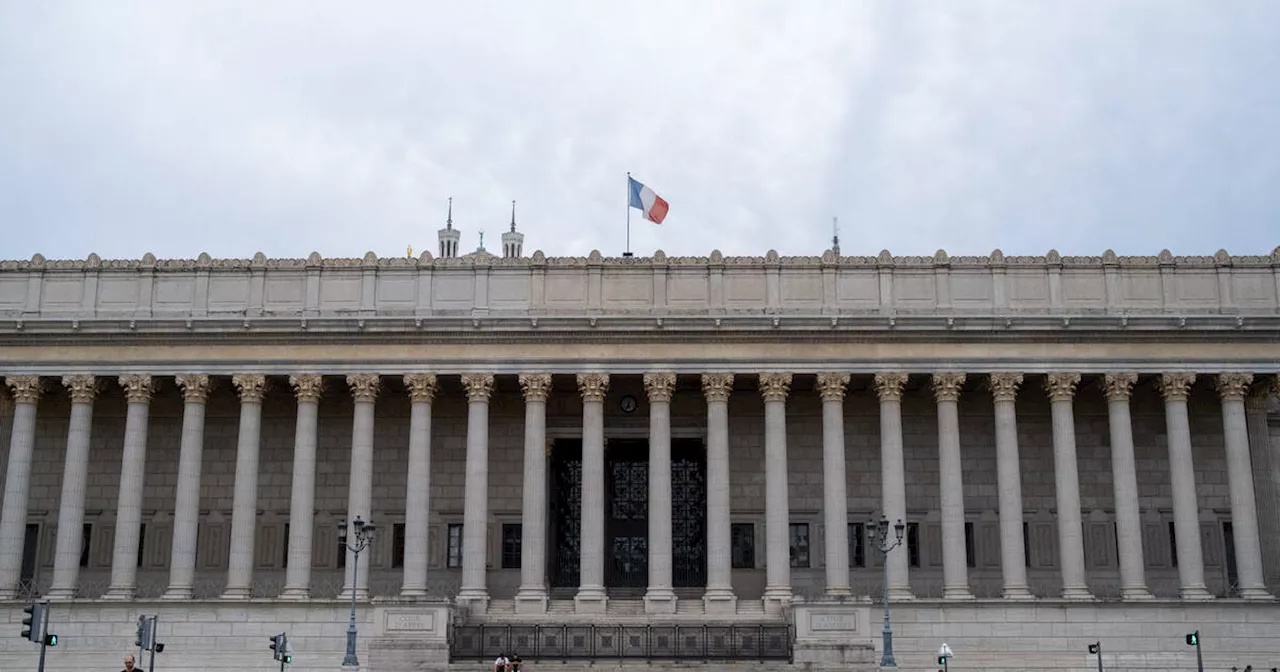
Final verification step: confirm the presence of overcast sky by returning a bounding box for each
[1,1,1277,261]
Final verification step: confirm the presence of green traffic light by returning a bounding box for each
[45,634,58,647]
[1186,631,1199,646]
[284,654,292,664]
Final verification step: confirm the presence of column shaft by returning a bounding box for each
[1160,373,1211,599]
[702,374,736,612]
[343,374,379,599]
[281,374,323,599]
[933,372,972,600]
[401,374,436,598]
[760,373,792,612]
[48,377,96,598]
[458,373,495,610]
[515,373,550,612]
[104,375,155,600]
[643,373,677,613]
[164,375,212,599]
[0,377,41,598]
[1046,373,1090,599]
[224,374,266,599]
[575,373,609,612]
[874,372,912,600]
[1103,374,1152,599]
[990,373,1032,599]
[1217,374,1272,599]
[818,373,851,597]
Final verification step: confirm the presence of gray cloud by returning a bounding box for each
[0,1,1276,261]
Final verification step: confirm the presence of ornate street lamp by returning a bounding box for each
[867,516,906,668]
[338,515,377,668]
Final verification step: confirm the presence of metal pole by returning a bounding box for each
[37,601,49,672]
[1194,639,1203,672]
[1096,642,1104,672]
[343,543,360,667]
[148,615,158,672]
[881,539,895,668]
[625,172,632,256]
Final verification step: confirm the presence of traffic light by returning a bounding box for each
[281,633,293,664]
[21,603,45,642]
[1186,631,1199,646]
[937,655,946,664]
[44,633,58,647]
[135,615,151,650]
[270,633,284,661]
[1088,642,1100,654]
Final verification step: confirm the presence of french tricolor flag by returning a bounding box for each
[628,176,670,224]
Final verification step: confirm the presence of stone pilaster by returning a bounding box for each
[932,372,973,600]
[1159,372,1211,599]
[575,372,610,613]
[0,376,40,598]
[514,373,551,613]
[988,372,1032,600]
[1045,372,1091,600]
[1101,373,1152,599]
[48,375,98,599]
[104,374,156,600]
[643,372,678,614]
[342,373,380,600]
[874,371,913,600]
[163,374,213,600]
[816,372,852,598]
[224,373,267,599]
[1215,373,1272,599]
[701,372,737,613]
[281,374,323,600]
[400,373,437,599]
[760,372,793,613]
[458,373,495,612]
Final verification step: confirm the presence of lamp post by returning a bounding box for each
[338,515,377,668]
[868,516,906,668]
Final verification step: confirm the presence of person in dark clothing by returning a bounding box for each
[509,652,523,671]
[122,653,138,672]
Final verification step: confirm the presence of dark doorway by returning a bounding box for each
[671,438,707,588]
[21,524,39,595]
[549,439,582,589]
[607,440,649,591]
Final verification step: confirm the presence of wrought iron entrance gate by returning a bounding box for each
[549,438,708,590]
[449,623,793,662]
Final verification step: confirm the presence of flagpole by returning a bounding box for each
[624,172,632,257]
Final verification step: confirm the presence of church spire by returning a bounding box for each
[438,197,461,258]
[502,198,525,258]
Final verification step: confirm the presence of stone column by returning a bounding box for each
[281,374,323,600]
[1102,373,1152,599]
[575,372,609,613]
[0,376,40,599]
[458,373,495,611]
[701,373,737,613]
[988,372,1032,600]
[342,374,380,600]
[1159,372,1211,599]
[400,374,437,599]
[1216,373,1272,599]
[643,372,678,613]
[46,376,98,599]
[874,371,912,600]
[104,374,156,600]
[514,373,551,613]
[1045,372,1091,599]
[1244,376,1280,590]
[760,372,793,613]
[932,372,973,600]
[817,372,852,598]
[223,374,267,599]
[163,374,213,599]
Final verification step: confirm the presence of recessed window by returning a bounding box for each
[392,523,406,569]
[136,523,147,568]
[1167,521,1178,568]
[1022,521,1031,568]
[447,523,463,568]
[282,523,290,568]
[80,524,93,568]
[964,522,976,568]
[730,523,755,569]
[848,523,865,568]
[502,524,522,569]
[906,523,920,568]
[789,523,810,568]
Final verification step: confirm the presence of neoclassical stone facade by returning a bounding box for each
[1,246,1279,671]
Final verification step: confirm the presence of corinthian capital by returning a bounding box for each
[576,372,610,403]
[643,372,677,403]
[232,374,268,402]
[176,374,213,403]
[758,373,792,402]
[873,372,909,402]
[62,375,101,403]
[1246,374,1278,410]
[1101,373,1138,402]
[461,373,496,402]
[118,374,157,403]
[1044,373,1081,402]
[987,372,1024,402]
[518,373,552,402]
[931,372,966,402]
[1158,372,1196,402]
[6,376,43,404]
[701,373,734,403]
[289,374,324,402]
[1215,372,1253,401]
[816,372,850,402]
[346,373,381,402]
[403,373,438,403]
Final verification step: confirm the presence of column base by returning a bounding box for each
[1180,585,1214,601]
[762,587,793,615]
[942,586,975,600]
[456,589,490,615]
[887,586,914,601]
[1060,586,1094,600]
[643,587,678,614]
[514,588,549,614]
[398,587,428,600]
[1120,586,1155,600]
[574,586,608,614]
[338,589,370,602]
[44,587,77,601]
[100,588,136,601]
[823,586,853,599]
[221,587,252,600]
[1001,585,1035,601]
[161,588,193,600]
[1238,587,1276,601]
[278,587,311,600]
[702,588,737,614]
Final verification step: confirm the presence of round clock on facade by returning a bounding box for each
[619,395,638,413]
